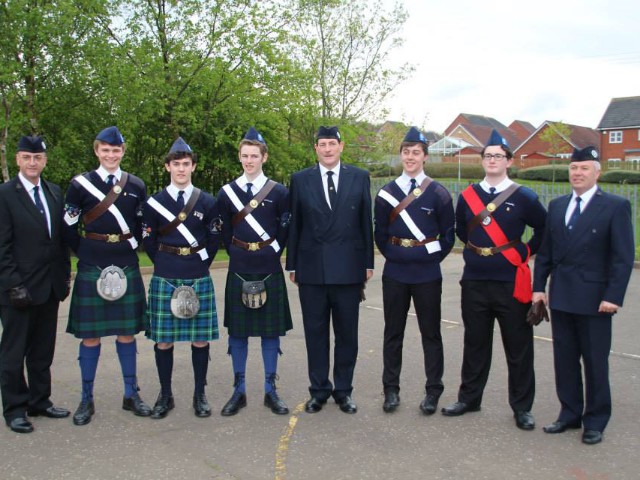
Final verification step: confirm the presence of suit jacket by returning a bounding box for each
[286,163,374,285]
[533,188,634,315]
[0,176,70,305]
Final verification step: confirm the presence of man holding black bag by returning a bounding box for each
[216,127,293,416]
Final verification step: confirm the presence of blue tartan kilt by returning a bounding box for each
[146,274,219,343]
[224,271,293,337]
[67,264,146,338]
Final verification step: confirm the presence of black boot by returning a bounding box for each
[264,374,289,415]
[221,373,247,417]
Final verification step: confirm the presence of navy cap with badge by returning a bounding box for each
[316,126,341,141]
[166,136,196,162]
[96,126,125,145]
[571,146,599,162]
[244,127,267,145]
[486,129,509,149]
[17,135,46,153]
[403,126,428,145]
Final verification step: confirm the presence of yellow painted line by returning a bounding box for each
[275,402,305,480]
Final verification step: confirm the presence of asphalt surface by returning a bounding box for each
[1,253,639,480]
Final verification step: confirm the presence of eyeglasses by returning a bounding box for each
[482,154,507,160]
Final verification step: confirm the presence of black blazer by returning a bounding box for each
[0,176,70,305]
[286,163,374,285]
[533,188,634,315]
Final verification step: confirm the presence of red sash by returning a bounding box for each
[461,185,532,303]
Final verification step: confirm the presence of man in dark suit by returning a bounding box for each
[286,125,374,414]
[0,135,71,433]
[533,146,634,445]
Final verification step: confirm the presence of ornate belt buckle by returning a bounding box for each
[400,238,412,248]
[106,234,120,243]
[179,247,191,256]
[248,242,260,252]
[480,247,492,256]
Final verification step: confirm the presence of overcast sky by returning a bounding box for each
[382,0,640,134]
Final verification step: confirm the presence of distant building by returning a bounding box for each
[597,96,640,170]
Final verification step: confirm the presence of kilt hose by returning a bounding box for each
[67,264,146,338]
[146,274,219,343]
[224,271,293,337]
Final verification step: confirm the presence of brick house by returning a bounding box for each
[596,96,640,170]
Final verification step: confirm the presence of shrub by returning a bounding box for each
[599,170,640,184]
[517,165,569,182]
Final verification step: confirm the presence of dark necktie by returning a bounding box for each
[246,183,253,197]
[326,171,337,209]
[410,178,417,193]
[567,197,581,231]
[107,174,115,186]
[33,185,47,220]
[489,187,496,196]
[176,190,185,210]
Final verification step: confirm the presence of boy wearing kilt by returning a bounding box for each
[216,127,292,416]
[142,137,220,419]
[63,126,151,425]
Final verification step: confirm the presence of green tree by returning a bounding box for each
[539,121,572,185]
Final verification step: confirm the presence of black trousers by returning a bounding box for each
[550,310,612,432]
[0,293,60,422]
[382,276,444,396]
[458,280,534,412]
[298,283,361,401]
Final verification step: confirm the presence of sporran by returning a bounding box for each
[170,285,201,319]
[237,273,271,309]
[96,265,128,301]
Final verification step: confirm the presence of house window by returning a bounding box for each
[607,158,621,169]
[609,131,622,143]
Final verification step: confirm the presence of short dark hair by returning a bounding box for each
[399,141,429,155]
[164,151,196,164]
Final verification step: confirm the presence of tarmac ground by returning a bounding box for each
[1,252,639,480]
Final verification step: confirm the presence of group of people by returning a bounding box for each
[0,124,634,448]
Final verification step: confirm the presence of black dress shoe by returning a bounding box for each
[582,429,603,445]
[542,420,581,434]
[28,405,71,418]
[221,391,247,416]
[122,393,152,417]
[336,396,357,414]
[304,397,326,414]
[73,400,95,426]
[514,411,535,430]
[150,394,175,420]
[264,391,290,415]
[8,417,34,434]
[193,393,212,418]
[419,394,439,415]
[441,401,481,416]
[382,391,400,413]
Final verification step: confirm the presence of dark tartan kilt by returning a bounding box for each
[67,265,146,338]
[146,274,219,343]
[224,271,293,337]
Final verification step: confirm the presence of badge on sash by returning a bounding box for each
[482,216,492,226]
[412,188,422,197]
[486,203,496,212]
[96,265,127,301]
[170,285,200,319]
[249,199,258,208]
[178,212,187,221]
[113,185,122,194]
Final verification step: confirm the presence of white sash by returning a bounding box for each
[146,197,208,261]
[69,175,138,249]
[222,184,280,253]
[378,189,441,254]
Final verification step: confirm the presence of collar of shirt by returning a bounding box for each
[18,171,41,190]
[571,184,598,208]
[396,172,427,195]
[480,177,513,194]
[167,183,194,203]
[319,162,341,181]
[236,172,267,193]
[96,166,122,183]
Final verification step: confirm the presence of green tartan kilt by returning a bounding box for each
[224,271,293,337]
[146,274,219,343]
[67,265,146,338]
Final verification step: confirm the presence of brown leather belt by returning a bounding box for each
[231,236,274,252]
[158,243,204,256]
[390,236,437,247]
[466,239,520,256]
[83,232,133,243]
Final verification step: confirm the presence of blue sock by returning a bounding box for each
[116,340,138,398]
[228,336,248,393]
[79,343,101,402]
[261,337,281,393]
